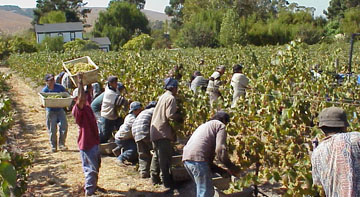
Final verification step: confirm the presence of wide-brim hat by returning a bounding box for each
[319,107,349,128]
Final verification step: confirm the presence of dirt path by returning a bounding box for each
[1,67,192,197]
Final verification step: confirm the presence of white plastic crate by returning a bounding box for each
[63,56,99,86]
[38,92,74,108]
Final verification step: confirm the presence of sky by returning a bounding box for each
[0,0,330,16]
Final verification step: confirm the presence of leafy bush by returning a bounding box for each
[0,40,10,60]
[176,10,222,48]
[0,72,32,197]
[39,10,66,24]
[220,9,247,47]
[123,34,154,51]
[92,1,150,50]
[340,7,360,36]
[293,23,324,45]
[8,37,37,54]
[324,19,342,36]
[38,36,64,52]
[63,39,99,52]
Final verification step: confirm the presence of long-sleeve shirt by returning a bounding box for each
[182,120,234,169]
[114,113,136,140]
[206,71,221,95]
[72,104,99,150]
[150,90,177,141]
[311,132,360,197]
[132,108,154,142]
[101,85,126,120]
[190,76,208,93]
[231,73,248,94]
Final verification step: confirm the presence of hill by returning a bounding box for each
[0,5,33,18]
[0,6,170,34]
[0,9,32,34]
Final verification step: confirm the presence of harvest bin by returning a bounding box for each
[63,56,99,86]
[38,92,74,108]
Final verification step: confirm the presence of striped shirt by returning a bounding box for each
[101,85,126,120]
[311,132,360,197]
[191,76,208,93]
[132,108,155,142]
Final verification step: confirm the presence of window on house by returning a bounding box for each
[70,32,75,41]
[58,32,63,37]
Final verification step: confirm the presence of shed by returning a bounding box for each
[90,37,111,52]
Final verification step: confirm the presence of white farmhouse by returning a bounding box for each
[34,22,83,43]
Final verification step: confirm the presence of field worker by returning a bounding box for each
[114,101,142,165]
[207,65,225,106]
[311,107,360,196]
[182,111,241,197]
[72,73,101,197]
[190,71,208,94]
[168,64,183,81]
[150,77,178,188]
[100,76,128,143]
[41,74,68,152]
[91,82,125,134]
[91,82,103,99]
[132,101,157,178]
[230,64,249,108]
[61,72,73,90]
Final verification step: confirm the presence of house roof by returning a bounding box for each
[90,37,111,45]
[35,22,83,33]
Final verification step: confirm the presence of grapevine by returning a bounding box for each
[6,40,360,195]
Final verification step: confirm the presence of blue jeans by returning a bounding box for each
[99,117,123,143]
[184,161,214,197]
[115,139,138,162]
[46,109,68,149]
[80,145,101,195]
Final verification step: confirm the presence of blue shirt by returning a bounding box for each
[41,83,66,111]
[91,92,104,113]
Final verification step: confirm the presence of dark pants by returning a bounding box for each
[137,138,152,177]
[99,117,123,143]
[150,139,173,188]
[115,139,138,162]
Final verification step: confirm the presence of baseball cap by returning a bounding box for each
[216,65,226,70]
[164,78,178,89]
[319,107,349,128]
[117,82,125,91]
[129,101,142,113]
[107,76,118,83]
[44,74,54,81]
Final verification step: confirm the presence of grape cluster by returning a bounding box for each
[67,62,94,74]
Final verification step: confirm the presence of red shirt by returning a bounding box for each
[72,104,99,150]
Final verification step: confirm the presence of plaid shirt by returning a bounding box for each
[132,108,154,142]
[311,132,360,197]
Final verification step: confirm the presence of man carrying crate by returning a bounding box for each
[41,74,68,152]
[72,73,101,196]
